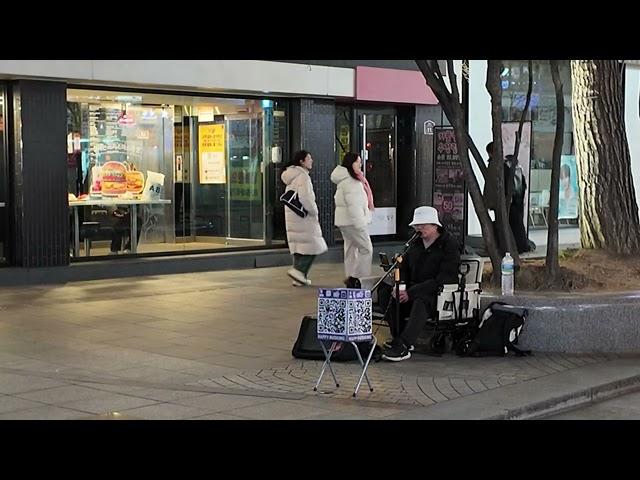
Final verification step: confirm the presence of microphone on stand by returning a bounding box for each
[371,230,421,293]
[404,230,421,249]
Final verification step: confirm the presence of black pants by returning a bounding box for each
[378,283,436,347]
[491,202,530,255]
[292,253,316,277]
[111,216,142,252]
[509,201,530,254]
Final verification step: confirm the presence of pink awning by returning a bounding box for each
[355,66,439,105]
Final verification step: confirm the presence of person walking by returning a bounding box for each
[330,152,374,285]
[281,150,328,286]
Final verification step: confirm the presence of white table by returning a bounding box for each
[69,198,171,256]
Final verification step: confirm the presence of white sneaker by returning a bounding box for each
[292,280,304,287]
[287,268,308,284]
[123,249,131,254]
[383,340,415,352]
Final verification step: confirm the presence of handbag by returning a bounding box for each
[280,189,308,218]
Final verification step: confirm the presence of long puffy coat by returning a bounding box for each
[281,166,328,256]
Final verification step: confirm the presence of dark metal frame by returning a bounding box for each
[0,84,8,265]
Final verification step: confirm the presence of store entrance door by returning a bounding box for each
[356,108,397,236]
[225,113,265,243]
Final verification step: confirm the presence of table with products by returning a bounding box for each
[69,198,171,256]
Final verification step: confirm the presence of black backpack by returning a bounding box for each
[292,315,381,362]
[464,302,532,357]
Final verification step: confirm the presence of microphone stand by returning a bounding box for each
[370,232,420,338]
[371,232,419,293]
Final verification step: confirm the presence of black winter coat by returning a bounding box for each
[401,231,461,301]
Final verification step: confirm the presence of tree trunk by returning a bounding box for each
[545,60,565,280]
[415,60,503,281]
[507,60,533,209]
[571,60,640,254]
[486,60,520,266]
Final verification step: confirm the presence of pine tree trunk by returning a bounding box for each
[571,60,640,254]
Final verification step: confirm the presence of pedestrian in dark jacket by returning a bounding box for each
[505,155,532,254]
[483,142,534,254]
[381,206,460,362]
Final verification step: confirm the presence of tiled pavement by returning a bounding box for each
[0,262,634,419]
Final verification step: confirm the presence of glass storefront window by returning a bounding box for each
[500,60,577,228]
[363,112,397,209]
[335,105,352,165]
[66,89,287,259]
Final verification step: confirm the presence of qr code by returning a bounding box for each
[317,298,347,335]
[348,299,372,336]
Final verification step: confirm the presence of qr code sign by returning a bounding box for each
[317,288,372,342]
[348,298,373,340]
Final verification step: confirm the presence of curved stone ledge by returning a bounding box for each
[481,291,640,353]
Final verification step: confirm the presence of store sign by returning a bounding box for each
[198,124,226,184]
[115,95,142,103]
[136,129,150,140]
[424,120,435,135]
[367,207,396,236]
[141,110,158,121]
[117,112,135,126]
[433,127,466,246]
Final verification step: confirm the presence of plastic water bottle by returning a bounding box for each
[501,252,514,296]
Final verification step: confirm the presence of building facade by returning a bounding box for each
[462,60,640,249]
[0,60,450,273]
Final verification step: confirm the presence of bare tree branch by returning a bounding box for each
[415,61,487,178]
[546,60,565,280]
[467,132,488,180]
[447,60,461,105]
[416,59,502,281]
[507,60,534,208]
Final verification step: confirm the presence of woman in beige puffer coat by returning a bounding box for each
[281,150,328,286]
[330,152,374,283]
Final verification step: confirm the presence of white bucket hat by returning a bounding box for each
[409,206,442,227]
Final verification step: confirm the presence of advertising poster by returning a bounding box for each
[198,123,226,184]
[433,127,466,246]
[559,154,578,219]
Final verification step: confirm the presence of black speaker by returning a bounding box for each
[292,316,325,360]
[291,316,358,361]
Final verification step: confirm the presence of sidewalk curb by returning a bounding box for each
[486,374,640,420]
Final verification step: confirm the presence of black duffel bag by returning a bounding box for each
[292,315,381,362]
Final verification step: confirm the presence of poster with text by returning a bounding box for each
[433,127,466,247]
[559,154,578,219]
[501,121,532,231]
[198,123,226,184]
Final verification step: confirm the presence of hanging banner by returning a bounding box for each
[501,121,532,231]
[433,127,466,247]
[198,123,226,184]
